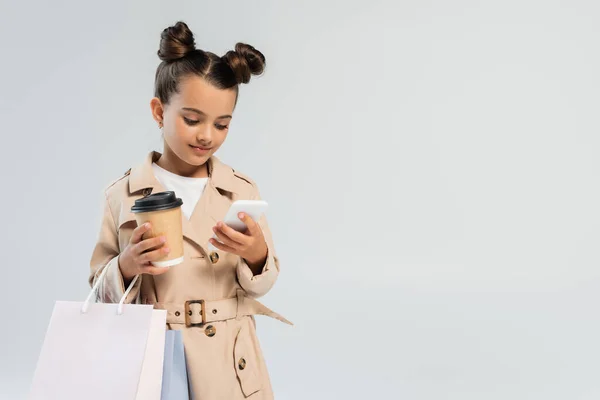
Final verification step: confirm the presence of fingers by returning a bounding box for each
[138,246,171,264]
[130,222,152,244]
[213,224,245,247]
[209,238,237,254]
[136,235,167,253]
[239,212,259,235]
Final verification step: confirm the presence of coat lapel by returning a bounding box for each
[126,151,239,257]
[187,180,231,253]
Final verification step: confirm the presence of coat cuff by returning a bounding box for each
[95,255,142,304]
[236,249,278,298]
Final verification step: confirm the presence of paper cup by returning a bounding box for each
[131,191,184,267]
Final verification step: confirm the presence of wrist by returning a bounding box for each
[244,249,268,275]
[118,255,136,283]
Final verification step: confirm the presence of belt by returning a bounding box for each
[154,289,292,327]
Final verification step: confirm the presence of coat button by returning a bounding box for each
[209,252,219,264]
[175,311,180,317]
[142,188,152,196]
[238,358,246,370]
[205,325,216,337]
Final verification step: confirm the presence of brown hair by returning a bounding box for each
[154,21,266,105]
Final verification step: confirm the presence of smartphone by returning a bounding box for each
[208,200,268,251]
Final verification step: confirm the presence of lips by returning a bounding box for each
[190,144,212,155]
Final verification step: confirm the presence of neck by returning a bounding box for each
[156,146,209,178]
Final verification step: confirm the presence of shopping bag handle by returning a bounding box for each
[81,264,140,315]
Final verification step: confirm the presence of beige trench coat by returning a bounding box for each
[89,151,291,399]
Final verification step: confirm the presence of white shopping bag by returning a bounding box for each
[28,267,167,400]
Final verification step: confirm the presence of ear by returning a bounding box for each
[150,97,165,127]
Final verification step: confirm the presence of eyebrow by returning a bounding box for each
[182,107,232,119]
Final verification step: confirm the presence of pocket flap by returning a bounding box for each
[233,323,262,397]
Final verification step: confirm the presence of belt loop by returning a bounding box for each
[235,289,245,321]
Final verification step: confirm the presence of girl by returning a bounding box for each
[89,21,290,399]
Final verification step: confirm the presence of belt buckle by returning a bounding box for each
[184,300,206,327]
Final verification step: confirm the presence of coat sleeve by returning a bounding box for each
[235,183,280,298]
[89,190,141,304]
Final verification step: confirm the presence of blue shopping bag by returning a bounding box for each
[160,330,190,400]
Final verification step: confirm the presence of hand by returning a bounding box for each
[118,222,172,282]
[209,213,268,271]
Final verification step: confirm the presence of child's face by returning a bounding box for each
[157,75,237,166]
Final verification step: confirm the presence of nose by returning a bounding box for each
[195,124,213,144]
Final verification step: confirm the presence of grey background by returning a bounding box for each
[1,0,600,399]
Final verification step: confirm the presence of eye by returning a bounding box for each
[215,124,229,131]
[184,117,200,126]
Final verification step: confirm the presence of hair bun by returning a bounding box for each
[223,43,266,84]
[157,21,196,62]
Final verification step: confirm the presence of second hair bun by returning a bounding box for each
[223,43,266,84]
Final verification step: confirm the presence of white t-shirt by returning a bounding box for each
[151,162,208,220]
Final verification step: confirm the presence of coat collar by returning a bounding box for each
[128,151,239,195]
